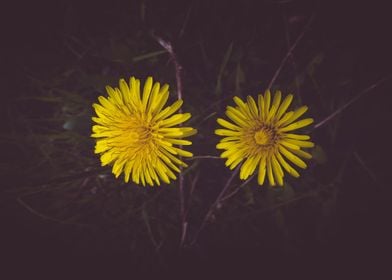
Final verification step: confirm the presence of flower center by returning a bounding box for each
[134,125,153,143]
[254,128,274,146]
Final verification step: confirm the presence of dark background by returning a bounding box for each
[1,0,392,275]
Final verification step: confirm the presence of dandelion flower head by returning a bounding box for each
[215,90,314,186]
[92,76,197,186]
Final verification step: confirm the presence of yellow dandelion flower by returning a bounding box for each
[215,90,314,186]
[92,76,197,186]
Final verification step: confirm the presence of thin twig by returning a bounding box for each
[153,34,187,248]
[353,151,378,182]
[142,206,162,252]
[314,75,392,129]
[153,34,183,100]
[190,165,241,246]
[185,171,200,218]
[185,155,222,160]
[220,174,255,202]
[268,13,315,90]
[227,191,316,221]
[178,4,193,38]
[284,14,301,99]
[8,168,103,194]
[179,174,187,247]
[17,197,89,227]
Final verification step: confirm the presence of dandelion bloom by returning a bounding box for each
[215,90,314,186]
[92,76,197,186]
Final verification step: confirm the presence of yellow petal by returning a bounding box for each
[144,171,154,186]
[263,89,271,119]
[160,113,191,127]
[165,138,192,146]
[98,95,115,111]
[164,164,177,180]
[266,105,277,123]
[276,152,300,178]
[152,89,169,114]
[178,127,198,138]
[275,94,293,120]
[221,148,239,159]
[258,157,267,185]
[267,159,275,186]
[278,145,307,169]
[157,128,183,138]
[155,160,171,184]
[92,103,109,120]
[105,86,120,104]
[112,158,126,178]
[226,108,249,127]
[147,164,160,186]
[224,149,245,166]
[129,76,142,105]
[220,136,239,142]
[158,149,187,169]
[275,111,294,127]
[283,133,310,140]
[271,155,284,186]
[271,91,282,113]
[246,96,259,118]
[279,106,308,127]
[95,140,110,153]
[240,155,259,180]
[216,141,239,150]
[288,148,312,159]
[280,140,300,150]
[258,94,265,120]
[173,147,193,157]
[119,78,130,96]
[233,96,253,119]
[229,156,244,170]
[132,159,141,184]
[153,100,183,121]
[146,82,162,113]
[113,88,124,106]
[142,77,153,109]
[217,118,241,131]
[215,129,242,136]
[124,160,135,183]
[101,151,116,166]
[283,138,315,148]
[279,118,314,132]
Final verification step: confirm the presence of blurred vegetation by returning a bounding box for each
[2,0,391,268]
